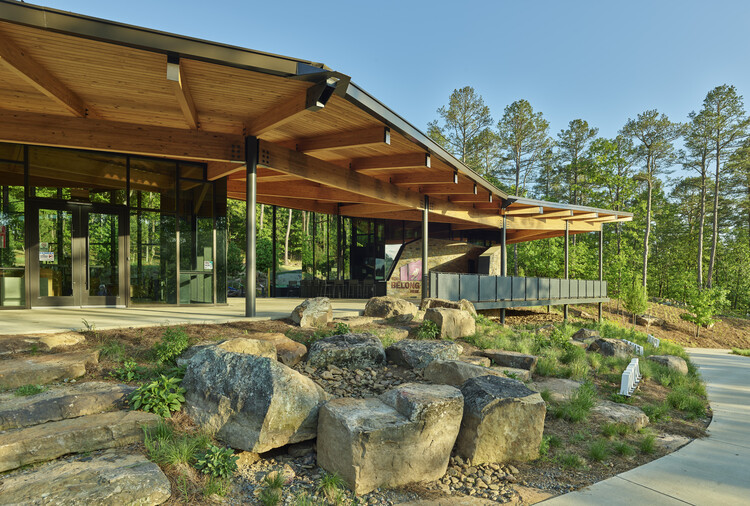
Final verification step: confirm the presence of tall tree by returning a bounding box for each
[556,119,598,206]
[428,86,493,170]
[496,99,551,195]
[621,110,680,288]
[701,85,749,287]
[471,127,502,179]
[683,109,713,287]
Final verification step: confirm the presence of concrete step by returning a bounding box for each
[0,449,171,505]
[0,381,134,431]
[0,409,160,472]
[0,332,86,356]
[0,349,99,389]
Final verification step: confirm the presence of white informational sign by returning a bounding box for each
[204,260,214,270]
[40,251,55,262]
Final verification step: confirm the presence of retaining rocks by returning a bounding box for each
[478,350,538,371]
[386,340,462,369]
[456,376,546,464]
[420,298,477,316]
[0,350,100,390]
[587,338,632,359]
[306,333,386,369]
[424,308,476,339]
[424,360,507,387]
[592,400,649,430]
[363,296,418,319]
[317,383,464,494]
[648,355,689,375]
[183,346,329,453]
[291,297,333,328]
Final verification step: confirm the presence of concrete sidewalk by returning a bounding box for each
[0,298,366,335]
[542,348,750,505]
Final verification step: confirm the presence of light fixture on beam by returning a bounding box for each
[306,78,339,111]
[473,183,478,195]
[453,170,458,184]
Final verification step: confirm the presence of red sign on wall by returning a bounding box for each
[0,225,6,248]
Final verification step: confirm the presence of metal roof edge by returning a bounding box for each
[508,196,634,216]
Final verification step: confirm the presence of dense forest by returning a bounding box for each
[227,84,750,316]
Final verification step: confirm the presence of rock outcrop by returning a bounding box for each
[456,376,546,464]
[424,308,476,339]
[183,347,329,453]
[291,297,333,328]
[317,383,464,494]
[386,340,462,369]
[306,333,386,369]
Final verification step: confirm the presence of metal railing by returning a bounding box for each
[429,272,607,307]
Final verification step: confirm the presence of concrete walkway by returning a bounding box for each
[0,298,366,335]
[542,348,750,505]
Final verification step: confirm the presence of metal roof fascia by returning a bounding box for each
[509,196,634,217]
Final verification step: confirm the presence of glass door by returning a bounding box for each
[31,203,126,307]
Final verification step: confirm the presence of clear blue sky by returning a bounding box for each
[31,0,750,141]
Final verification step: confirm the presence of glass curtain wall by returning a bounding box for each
[0,144,25,306]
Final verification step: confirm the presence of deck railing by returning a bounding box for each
[429,272,608,310]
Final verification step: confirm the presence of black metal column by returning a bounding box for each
[598,226,604,323]
[563,221,569,321]
[500,214,507,325]
[245,137,258,317]
[271,205,277,298]
[422,195,429,299]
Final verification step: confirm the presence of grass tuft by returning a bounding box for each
[589,439,610,462]
[14,384,47,396]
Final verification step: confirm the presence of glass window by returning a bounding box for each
[0,184,25,307]
[38,209,73,297]
[129,211,176,303]
[130,158,177,211]
[29,146,126,204]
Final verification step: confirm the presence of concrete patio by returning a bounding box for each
[0,298,367,335]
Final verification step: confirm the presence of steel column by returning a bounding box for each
[422,195,429,300]
[500,215,507,325]
[563,220,569,321]
[271,205,277,298]
[598,226,604,322]
[245,137,258,317]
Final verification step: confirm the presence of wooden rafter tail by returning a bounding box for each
[295,126,390,153]
[166,57,199,129]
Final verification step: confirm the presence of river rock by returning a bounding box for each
[307,333,386,368]
[588,338,632,359]
[364,296,418,318]
[291,297,333,328]
[424,308,476,339]
[456,376,546,464]
[317,383,464,494]
[0,449,171,505]
[183,347,329,453]
[478,349,538,371]
[592,400,649,430]
[386,340,462,369]
[424,360,507,387]
[648,355,689,375]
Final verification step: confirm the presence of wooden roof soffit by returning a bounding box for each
[0,31,89,118]
[390,171,457,186]
[207,161,245,181]
[295,127,390,153]
[449,192,493,204]
[166,56,199,129]
[561,212,599,221]
[506,230,562,244]
[503,206,544,216]
[352,152,431,173]
[245,76,343,137]
[532,209,573,219]
[0,110,244,162]
[418,182,476,195]
[257,140,502,228]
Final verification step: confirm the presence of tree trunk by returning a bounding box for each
[707,142,721,287]
[284,209,292,264]
[643,178,652,288]
[697,169,706,288]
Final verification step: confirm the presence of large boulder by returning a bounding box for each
[528,378,582,403]
[478,349,538,371]
[317,383,464,494]
[307,333,386,369]
[648,355,689,375]
[177,338,277,367]
[424,360,507,387]
[637,314,665,327]
[592,400,649,431]
[183,347,329,453]
[587,338,632,359]
[572,328,600,342]
[386,340,462,369]
[291,297,333,328]
[456,376,546,464]
[363,296,418,319]
[420,298,477,316]
[243,332,308,367]
[424,308,476,339]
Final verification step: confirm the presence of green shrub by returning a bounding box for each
[553,381,596,423]
[535,356,559,377]
[204,476,232,497]
[558,453,584,469]
[640,434,656,454]
[613,441,635,457]
[601,422,630,438]
[333,322,351,335]
[539,435,551,456]
[623,284,648,325]
[609,393,630,404]
[540,389,553,404]
[681,286,728,338]
[112,358,139,382]
[99,340,126,361]
[642,403,670,423]
[731,348,750,357]
[195,444,239,478]
[130,375,186,417]
[259,487,282,506]
[14,384,47,396]
[415,320,440,340]
[153,327,190,364]
[589,439,609,462]
[143,421,210,466]
[474,313,492,326]
[666,387,706,418]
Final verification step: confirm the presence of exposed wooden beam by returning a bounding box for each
[0,31,88,118]
[256,196,338,214]
[533,210,573,219]
[167,58,199,129]
[473,202,502,211]
[255,181,383,203]
[507,230,562,244]
[451,223,494,230]
[561,212,599,221]
[419,183,476,195]
[352,153,431,173]
[449,193,493,203]
[207,161,245,181]
[0,110,244,162]
[295,127,390,153]
[587,215,620,223]
[506,215,598,232]
[339,203,411,216]
[503,206,544,216]
[258,141,502,228]
[245,93,309,137]
[390,171,456,186]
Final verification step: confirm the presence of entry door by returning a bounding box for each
[31,203,126,307]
